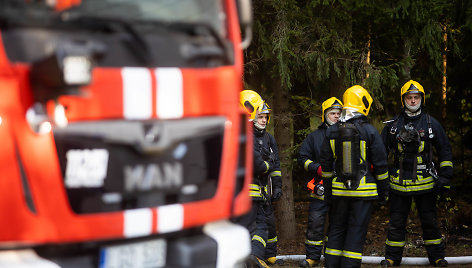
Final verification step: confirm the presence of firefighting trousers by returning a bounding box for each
[305,197,329,260]
[385,191,445,264]
[238,200,268,259]
[265,201,278,259]
[325,198,373,268]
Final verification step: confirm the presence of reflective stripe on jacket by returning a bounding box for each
[381,112,453,196]
[320,117,389,200]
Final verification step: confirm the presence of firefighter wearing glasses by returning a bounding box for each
[240,90,283,267]
[380,80,453,267]
[297,97,342,267]
[319,85,389,268]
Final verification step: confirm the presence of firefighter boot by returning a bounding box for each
[299,259,320,267]
[433,259,448,267]
[380,259,396,267]
[248,255,270,268]
[266,257,284,265]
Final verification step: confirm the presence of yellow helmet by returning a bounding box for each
[321,97,343,122]
[342,85,373,116]
[400,80,425,107]
[240,90,265,121]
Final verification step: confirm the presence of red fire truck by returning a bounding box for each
[0,0,253,267]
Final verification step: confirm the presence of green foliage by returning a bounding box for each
[244,0,472,206]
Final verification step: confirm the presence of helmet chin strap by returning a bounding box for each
[254,122,266,130]
[405,102,422,117]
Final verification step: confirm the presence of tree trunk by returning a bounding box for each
[272,79,297,240]
[441,24,447,121]
[400,40,412,82]
[366,26,371,79]
[329,63,345,98]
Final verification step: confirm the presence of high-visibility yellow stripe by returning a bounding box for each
[331,174,378,197]
[332,189,378,197]
[417,156,423,164]
[249,192,262,197]
[386,239,405,247]
[390,181,435,192]
[249,184,261,190]
[310,193,324,200]
[343,250,362,260]
[264,161,270,173]
[305,239,323,246]
[249,184,262,197]
[252,235,266,247]
[322,171,334,178]
[270,170,281,177]
[332,181,377,190]
[377,172,389,180]
[418,141,424,152]
[424,238,443,245]
[390,174,435,185]
[360,140,366,160]
[304,160,313,171]
[330,140,336,157]
[325,248,343,256]
[267,236,278,243]
[440,161,453,168]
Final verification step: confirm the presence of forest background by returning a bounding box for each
[242,0,472,249]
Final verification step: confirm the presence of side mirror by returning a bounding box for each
[237,0,253,49]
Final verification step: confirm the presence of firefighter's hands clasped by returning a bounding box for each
[262,148,277,169]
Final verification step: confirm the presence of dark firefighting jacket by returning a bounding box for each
[381,111,453,195]
[249,127,282,200]
[298,122,328,200]
[320,117,389,200]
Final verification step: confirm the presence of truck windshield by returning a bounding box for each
[0,0,226,37]
[0,0,230,67]
[78,0,225,36]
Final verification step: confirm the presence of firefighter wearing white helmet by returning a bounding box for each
[319,85,389,268]
[239,90,283,267]
[380,80,453,267]
[297,97,342,267]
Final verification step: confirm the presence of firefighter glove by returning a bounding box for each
[316,166,322,178]
[272,186,282,201]
[377,181,389,206]
[262,149,276,172]
[435,177,450,193]
[378,193,389,206]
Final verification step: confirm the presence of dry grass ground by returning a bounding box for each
[274,198,472,267]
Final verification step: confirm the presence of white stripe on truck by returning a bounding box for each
[122,67,152,119]
[155,68,183,119]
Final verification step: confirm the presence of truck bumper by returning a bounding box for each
[0,220,250,268]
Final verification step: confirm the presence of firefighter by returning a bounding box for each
[319,85,389,268]
[297,97,343,267]
[239,90,283,268]
[380,80,453,267]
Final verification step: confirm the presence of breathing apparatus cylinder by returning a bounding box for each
[336,122,363,190]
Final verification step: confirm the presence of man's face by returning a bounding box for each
[256,111,268,128]
[404,93,422,107]
[327,110,341,123]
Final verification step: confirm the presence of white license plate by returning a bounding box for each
[99,239,166,268]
